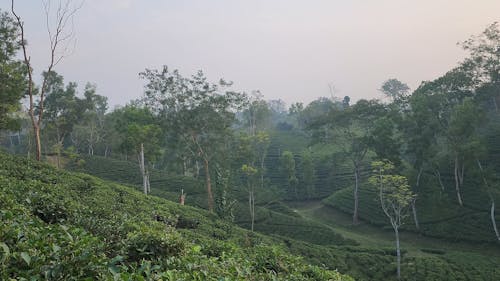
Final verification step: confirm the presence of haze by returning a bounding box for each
[3,0,500,108]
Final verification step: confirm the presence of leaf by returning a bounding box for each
[20,252,31,266]
[0,242,10,262]
[109,255,124,264]
[192,245,202,253]
[52,244,61,253]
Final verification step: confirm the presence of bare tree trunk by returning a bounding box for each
[412,167,423,230]
[203,158,214,212]
[476,159,500,242]
[34,124,42,161]
[395,227,401,280]
[249,189,255,232]
[140,143,148,194]
[353,163,360,224]
[147,172,150,194]
[435,169,445,191]
[195,160,200,178]
[411,201,419,230]
[459,160,465,186]
[454,155,464,206]
[11,0,81,162]
[491,201,500,242]
[182,156,187,176]
[179,189,186,205]
[260,155,265,189]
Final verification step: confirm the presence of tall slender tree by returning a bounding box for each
[369,160,415,280]
[140,66,245,211]
[11,0,82,160]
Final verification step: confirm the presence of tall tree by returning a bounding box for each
[243,91,271,135]
[11,0,82,161]
[0,10,25,131]
[326,99,386,224]
[75,83,108,156]
[446,99,484,206]
[114,105,162,194]
[380,78,410,108]
[461,22,500,112]
[140,66,245,211]
[301,149,316,199]
[369,160,415,280]
[43,72,87,150]
[280,150,298,199]
[241,164,258,232]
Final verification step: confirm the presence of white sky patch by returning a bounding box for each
[2,0,499,108]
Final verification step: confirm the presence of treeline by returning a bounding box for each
[1,7,499,242]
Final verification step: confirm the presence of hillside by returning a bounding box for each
[69,154,500,280]
[0,152,351,280]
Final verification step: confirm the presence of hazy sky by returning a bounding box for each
[3,0,500,108]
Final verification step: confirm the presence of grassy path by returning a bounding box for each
[287,200,500,258]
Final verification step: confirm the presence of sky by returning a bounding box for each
[2,0,500,109]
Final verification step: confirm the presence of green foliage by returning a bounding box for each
[0,10,26,130]
[301,149,316,199]
[0,152,351,280]
[280,150,299,198]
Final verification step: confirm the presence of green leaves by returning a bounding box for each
[20,252,30,265]
[369,160,415,226]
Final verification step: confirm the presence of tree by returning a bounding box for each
[405,87,444,229]
[446,99,484,206]
[254,132,270,189]
[475,159,500,242]
[461,22,500,112]
[369,160,415,280]
[140,66,245,211]
[326,99,386,224]
[11,0,82,161]
[214,167,237,222]
[0,10,25,131]
[242,91,271,135]
[241,164,258,232]
[43,72,86,147]
[301,149,316,199]
[114,105,162,194]
[380,78,410,107]
[280,150,298,199]
[73,83,108,156]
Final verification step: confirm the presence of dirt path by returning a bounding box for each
[287,200,500,258]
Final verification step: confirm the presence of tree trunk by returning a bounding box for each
[411,201,420,231]
[260,155,265,189]
[146,171,151,194]
[435,169,445,191]
[249,189,255,232]
[412,167,423,230]
[195,161,200,178]
[477,159,500,242]
[395,226,401,280]
[203,158,214,212]
[491,200,500,242]
[353,163,360,224]
[34,124,42,161]
[140,143,148,195]
[454,155,464,206]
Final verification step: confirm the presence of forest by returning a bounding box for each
[1,2,500,281]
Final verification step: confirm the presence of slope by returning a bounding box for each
[0,152,351,280]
